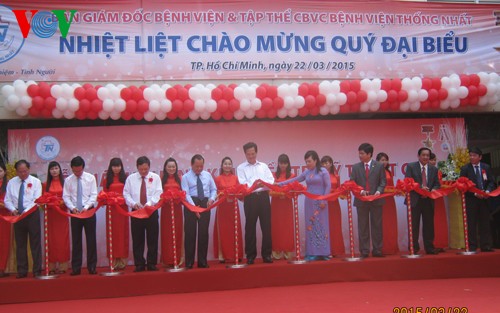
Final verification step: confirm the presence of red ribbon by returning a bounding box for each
[161,189,187,204]
[0,204,39,223]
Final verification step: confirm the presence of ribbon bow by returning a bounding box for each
[161,189,187,204]
[396,178,419,193]
[98,191,125,206]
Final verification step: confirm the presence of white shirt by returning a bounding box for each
[4,175,42,214]
[237,160,274,192]
[63,172,98,211]
[123,172,163,208]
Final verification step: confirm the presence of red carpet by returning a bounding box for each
[1,249,500,305]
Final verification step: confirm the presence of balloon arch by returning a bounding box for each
[2,72,499,121]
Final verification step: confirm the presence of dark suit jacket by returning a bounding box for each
[460,162,496,208]
[350,160,386,207]
[405,161,440,208]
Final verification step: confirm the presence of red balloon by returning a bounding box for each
[469,96,479,106]
[44,97,56,110]
[212,88,223,101]
[91,99,102,112]
[350,102,360,112]
[310,106,320,116]
[309,83,319,96]
[420,100,430,110]
[340,80,351,93]
[430,100,440,109]
[298,83,309,97]
[255,110,267,119]
[132,89,143,101]
[74,87,86,100]
[120,88,132,101]
[387,90,398,102]
[468,85,478,98]
[298,107,309,117]
[28,107,40,117]
[183,99,194,111]
[261,97,273,111]
[217,84,227,89]
[267,86,278,99]
[167,111,178,120]
[41,109,52,118]
[346,91,357,105]
[460,99,469,107]
[397,90,408,102]
[431,78,441,90]
[256,86,267,99]
[39,83,51,98]
[222,87,234,101]
[177,87,189,101]
[392,79,402,91]
[217,99,229,113]
[178,111,189,120]
[82,83,93,89]
[166,87,177,101]
[438,88,448,100]
[273,97,284,110]
[133,112,144,120]
[75,111,87,120]
[350,80,361,92]
[211,111,222,120]
[460,74,470,87]
[27,84,40,97]
[428,89,438,101]
[126,100,137,113]
[229,99,240,112]
[33,96,44,110]
[381,79,392,91]
[305,95,315,109]
[339,104,350,113]
[121,111,133,121]
[380,101,390,111]
[390,101,400,111]
[356,90,368,103]
[222,111,234,120]
[185,84,192,90]
[228,83,238,89]
[315,94,326,106]
[172,99,183,112]
[85,88,97,101]
[79,99,91,112]
[422,78,432,90]
[266,109,277,119]
[87,111,98,120]
[139,85,147,91]
[137,100,148,113]
[477,84,487,97]
[469,74,480,86]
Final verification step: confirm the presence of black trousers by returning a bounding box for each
[243,191,272,260]
[356,203,383,255]
[184,197,210,267]
[71,214,97,271]
[410,198,435,253]
[467,199,493,250]
[131,210,159,267]
[14,211,42,275]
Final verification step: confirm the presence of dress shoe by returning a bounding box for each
[246,258,255,265]
[360,254,369,259]
[263,256,273,263]
[198,263,209,268]
[186,264,193,269]
[133,266,145,273]
[426,249,440,255]
[481,248,495,252]
[0,272,10,278]
[372,252,385,258]
[33,272,42,278]
[16,273,27,279]
[70,270,81,276]
[88,268,97,275]
[304,255,317,261]
[147,265,158,271]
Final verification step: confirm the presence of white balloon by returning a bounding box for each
[477,72,489,83]
[200,111,211,120]
[250,98,261,110]
[487,83,497,97]
[56,98,68,111]
[450,99,460,109]
[458,86,468,99]
[13,80,25,87]
[410,102,421,111]
[450,74,460,87]
[411,77,422,89]
[487,95,498,105]
[418,89,428,102]
[372,78,381,90]
[14,83,27,97]
[97,87,110,100]
[233,87,245,100]
[110,111,122,120]
[98,111,110,120]
[239,99,251,112]
[478,97,489,106]
[369,102,380,111]
[194,99,206,112]
[277,108,288,119]
[160,99,172,113]
[63,85,74,98]
[52,109,64,119]
[189,110,200,120]
[68,98,79,111]
[360,102,369,112]
[1,85,15,96]
[188,87,201,100]
[367,91,377,103]
[400,102,410,111]
[51,85,63,98]
[408,90,418,102]
[284,96,294,109]
[329,105,340,115]
[326,94,336,106]
[319,105,330,115]
[144,111,156,121]
[441,77,451,89]
[319,81,331,94]
[402,78,413,90]
[155,112,167,120]
[294,96,305,109]
[448,88,458,100]
[331,81,341,93]
[233,110,245,120]
[110,86,121,100]
[336,93,347,106]
[206,99,217,113]
[15,107,28,116]
[20,96,32,109]
[377,90,388,103]
[115,99,126,112]
[440,100,450,110]
[63,110,75,119]
[201,88,211,100]
[360,79,372,91]
[102,99,114,112]
[287,108,298,118]
[277,84,290,97]
[149,100,160,113]
[244,110,256,119]
[7,94,20,109]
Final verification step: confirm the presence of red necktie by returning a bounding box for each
[140,176,147,205]
[421,166,427,188]
[365,163,370,192]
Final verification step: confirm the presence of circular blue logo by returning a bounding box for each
[32,11,57,38]
[0,5,25,64]
[36,136,61,161]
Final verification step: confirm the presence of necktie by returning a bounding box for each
[140,176,147,205]
[474,165,483,190]
[76,177,83,211]
[421,166,427,188]
[197,174,205,198]
[18,180,25,213]
[365,163,370,192]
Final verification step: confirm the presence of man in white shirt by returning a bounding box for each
[63,156,98,275]
[123,156,163,272]
[4,160,42,278]
[237,142,275,265]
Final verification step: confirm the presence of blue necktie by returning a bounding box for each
[77,177,83,211]
[18,180,25,213]
[475,166,483,190]
[197,174,205,199]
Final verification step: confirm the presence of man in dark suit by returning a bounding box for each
[460,147,496,252]
[350,143,386,258]
[405,147,441,255]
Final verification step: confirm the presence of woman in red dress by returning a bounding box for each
[0,163,11,277]
[376,153,399,255]
[214,157,243,263]
[321,155,345,256]
[271,154,295,260]
[102,158,129,270]
[430,153,448,251]
[43,161,70,274]
[160,157,184,267]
